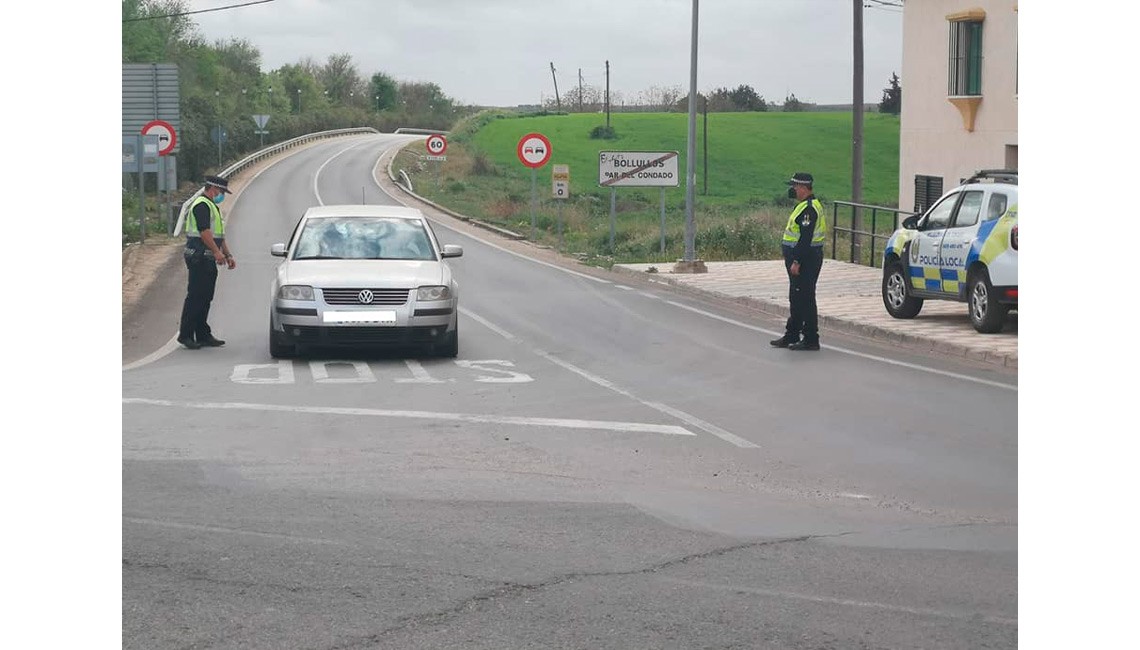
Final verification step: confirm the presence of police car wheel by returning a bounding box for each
[968,269,1008,334]
[882,262,923,319]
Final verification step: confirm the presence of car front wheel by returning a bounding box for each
[968,268,1008,333]
[882,262,923,319]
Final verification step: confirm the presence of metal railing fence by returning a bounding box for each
[827,201,916,268]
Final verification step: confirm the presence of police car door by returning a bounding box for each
[937,189,984,298]
[908,191,958,295]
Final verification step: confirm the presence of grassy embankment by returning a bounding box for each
[398,110,901,267]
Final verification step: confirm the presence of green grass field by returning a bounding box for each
[399,110,901,265]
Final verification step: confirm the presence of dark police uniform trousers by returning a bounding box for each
[179,240,220,342]
[783,244,824,344]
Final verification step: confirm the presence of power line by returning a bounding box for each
[123,0,276,23]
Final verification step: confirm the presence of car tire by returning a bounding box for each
[269,324,295,359]
[882,262,923,319]
[968,268,1008,333]
[437,320,458,358]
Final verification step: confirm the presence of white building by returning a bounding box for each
[899,1,1018,214]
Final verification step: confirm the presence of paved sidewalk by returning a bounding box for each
[611,259,1018,369]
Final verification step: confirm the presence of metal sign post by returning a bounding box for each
[597,151,680,257]
[552,164,569,251]
[517,133,553,242]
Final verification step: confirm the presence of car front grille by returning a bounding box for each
[321,288,410,306]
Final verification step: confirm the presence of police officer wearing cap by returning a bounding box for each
[770,172,827,351]
[178,175,236,350]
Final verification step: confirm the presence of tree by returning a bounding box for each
[879,72,901,115]
[318,53,361,101]
[370,72,399,112]
[783,93,806,112]
[728,84,767,111]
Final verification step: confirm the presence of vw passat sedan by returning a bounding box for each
[269,205,462,357]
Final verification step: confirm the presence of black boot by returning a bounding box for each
[788,340,820,351]
[769,334,800,348]
[177,336,201,350]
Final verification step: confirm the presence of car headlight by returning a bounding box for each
[277,285,315,301]
[417,286,451,301]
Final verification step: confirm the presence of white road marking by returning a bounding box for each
[122,398,695,437]
[615,285,635,291]
[459,307,515,340]
[656,576,1017,626]
[231,360,296,384]
[394,359,447,384]
[529,345,759,449]
[838,492,873,500]
[314,138,377,206]
[638,291,662,300]
[310,360,376,383]
[663,300,1017,392]
[122,332,180,372]
[454,360,534,383]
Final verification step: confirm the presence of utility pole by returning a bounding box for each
[550,62,561,111]
[674,0,705,273]
[605,60,611,128]
[578,68,583,112]
[852,0,865,262]
[702,95,708,195]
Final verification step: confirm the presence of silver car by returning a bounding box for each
[268,205,462,358]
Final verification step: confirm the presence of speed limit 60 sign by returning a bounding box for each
[426,134,447,156]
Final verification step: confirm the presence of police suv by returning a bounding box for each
[881,170,1018,333]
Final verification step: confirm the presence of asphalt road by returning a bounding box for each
[123,134,1017,649]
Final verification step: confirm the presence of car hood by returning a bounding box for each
[282,260,445,288]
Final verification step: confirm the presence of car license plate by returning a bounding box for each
[322,310,396,325]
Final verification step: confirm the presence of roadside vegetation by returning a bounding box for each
[397,111,901,266]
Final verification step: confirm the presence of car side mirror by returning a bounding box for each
[270,243,287,257]
[441,244,463,258]
[902,215,920,230]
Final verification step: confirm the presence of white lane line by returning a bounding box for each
[615,285,635,291]
[655,576,1017,627]
[458,307,515,340]
[123,517,349,547]
[531,346,759,450]
[663,300,1017,392]
[122,398,695,437]
[459,305,758,449]
[314,138,378,205]
[638,291,662,300]
[122,332,181,372]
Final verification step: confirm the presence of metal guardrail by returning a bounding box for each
[828,201,916,268]
[393,127,448,135]
[172,127,380,235]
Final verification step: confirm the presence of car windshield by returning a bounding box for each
[292,216,435,260]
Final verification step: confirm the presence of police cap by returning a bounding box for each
[786,172,814,186]
[204,175,232,193]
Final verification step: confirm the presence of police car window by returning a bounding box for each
[922,194,957,230]
[986,193,1009,221]
[953,191,983,228]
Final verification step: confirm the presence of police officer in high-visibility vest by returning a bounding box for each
[770,172,827,351]
[178,175,236,350]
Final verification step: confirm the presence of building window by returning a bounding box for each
[914,175,944,215]
[948,19,983,96]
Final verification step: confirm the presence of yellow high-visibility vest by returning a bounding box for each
[185,196,225,239]
[782,198,826,247]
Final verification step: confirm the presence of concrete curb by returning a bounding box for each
[609,265,1017,369]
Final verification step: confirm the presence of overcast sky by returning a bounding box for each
[192,0,904,107]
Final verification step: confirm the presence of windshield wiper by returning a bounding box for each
[293,255,343,260]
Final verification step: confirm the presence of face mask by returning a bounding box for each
[212,193,225,204]
[787,187,797,199]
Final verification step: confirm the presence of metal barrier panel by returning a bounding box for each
[828,201,916,268]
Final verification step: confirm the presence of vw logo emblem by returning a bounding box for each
[358,289,374,304]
